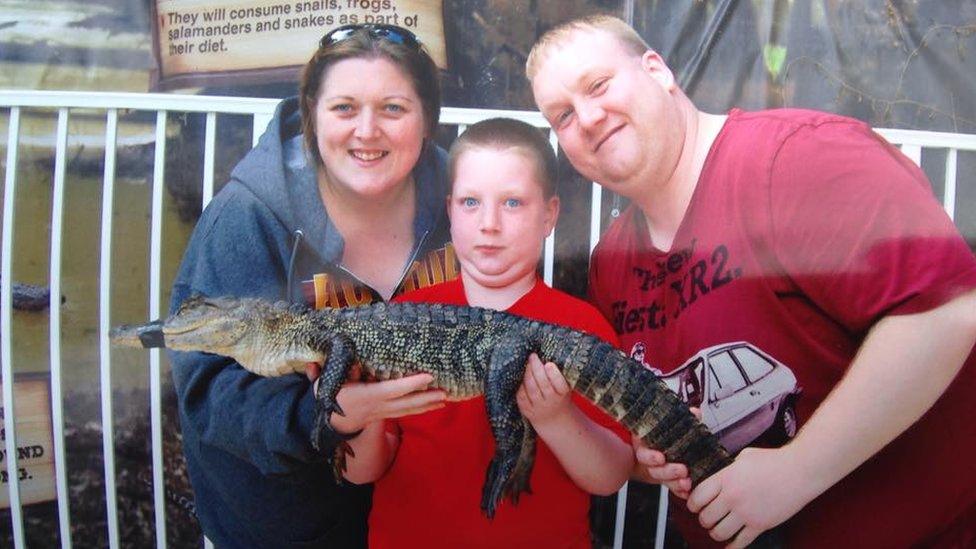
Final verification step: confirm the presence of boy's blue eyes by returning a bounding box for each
[459,197,522,208]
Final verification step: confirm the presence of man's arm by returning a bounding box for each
[588,240,698,494]
[688,289,976,548]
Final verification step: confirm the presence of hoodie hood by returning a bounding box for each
[229,97,449,266]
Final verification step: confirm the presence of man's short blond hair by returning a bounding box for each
[526,15,651,80]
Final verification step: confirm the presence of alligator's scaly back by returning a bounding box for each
[317,302,515,400]
[111,296,732,513]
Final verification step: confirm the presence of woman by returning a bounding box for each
[168,25,451,549]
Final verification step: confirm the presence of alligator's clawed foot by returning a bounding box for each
[480,459,505,518]
[331,442,355,482]
[504,464,532,505]
[480,454,518,518]
[311,398,346,449]
[328,399,346,417]
[310,406,332,454]
[314,393,345,433]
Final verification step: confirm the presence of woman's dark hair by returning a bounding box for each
[447,118,558,199]
[298,25,441,167]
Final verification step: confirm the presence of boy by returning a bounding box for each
[342,118,634,548]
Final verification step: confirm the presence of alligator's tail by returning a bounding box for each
[544,332,785,547]
[543,331,732,483]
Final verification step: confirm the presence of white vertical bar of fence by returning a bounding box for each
[612,481,628,549]
[253,113,273,148]
[944,148,958,220]
[202,112,217,207]
[655,486,669,549]
[150,110,168,549]
[99,108,122,549]
[50,108,73,549]
[589,183,603,254]
[900,143,922,166]
[543,131,558,286]
[2,107,26,549]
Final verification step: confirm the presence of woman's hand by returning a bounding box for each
[305,362,446,434]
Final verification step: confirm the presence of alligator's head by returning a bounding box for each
[114,294,288,350]
[111,296,320,376]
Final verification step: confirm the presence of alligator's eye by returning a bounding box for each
[180,295,207,311]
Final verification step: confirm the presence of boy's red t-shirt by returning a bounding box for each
[368,277,629,549]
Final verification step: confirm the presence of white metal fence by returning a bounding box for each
[2,90,975,549]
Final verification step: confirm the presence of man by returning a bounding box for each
[527,15,976,548]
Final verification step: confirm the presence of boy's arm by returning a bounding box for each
[590,250,696,494]
[518,354,633,495]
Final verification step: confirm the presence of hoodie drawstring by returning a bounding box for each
[286,229,304,301]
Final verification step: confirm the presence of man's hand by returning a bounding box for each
[687,446,810,548]
[305,362,446,434]
[632,407,701,498]
[516,353,573,426]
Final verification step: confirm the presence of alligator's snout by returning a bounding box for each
[110,321,166,349]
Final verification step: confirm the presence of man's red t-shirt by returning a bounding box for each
[368,277,629,549]
[590,109,976,547]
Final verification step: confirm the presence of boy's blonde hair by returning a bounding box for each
[447,118,558,199]
[526,14,651,80]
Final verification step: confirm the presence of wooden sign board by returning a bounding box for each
[151,0,446,90]
[0,376,56,508]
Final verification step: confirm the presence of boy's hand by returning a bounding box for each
[516,353,572,425]
[632,407,701,498]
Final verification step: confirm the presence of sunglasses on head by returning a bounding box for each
[320,23,422,50]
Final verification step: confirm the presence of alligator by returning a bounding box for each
[110,295,733,518]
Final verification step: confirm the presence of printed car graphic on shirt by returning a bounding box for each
[629,341,663,376]
[648,342,801,453]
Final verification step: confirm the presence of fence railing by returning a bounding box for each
[2,90,975,549]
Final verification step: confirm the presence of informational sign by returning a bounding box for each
[0,376,56,508]
[151,0,446,89]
